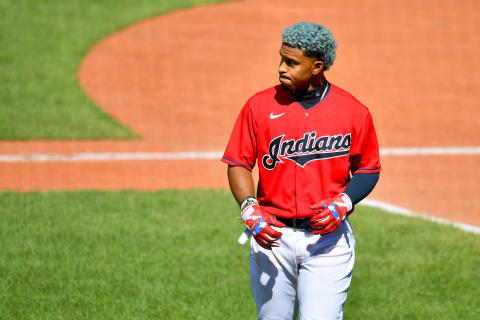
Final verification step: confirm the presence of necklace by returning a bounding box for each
[318,82,329,101]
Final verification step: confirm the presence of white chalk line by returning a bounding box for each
[359,199,480,235]
[0,146,479,163]
[0,151,223,163]
[380,146,480,156]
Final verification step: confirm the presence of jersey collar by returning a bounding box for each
[291,81,330,110]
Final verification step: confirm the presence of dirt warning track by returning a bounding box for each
[1,0,479,226]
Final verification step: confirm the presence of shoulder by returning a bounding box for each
[246,85,291,108]
[328,83,371,114]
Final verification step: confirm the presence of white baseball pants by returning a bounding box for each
[249,219,355,320]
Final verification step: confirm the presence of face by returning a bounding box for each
[278,45,324,91]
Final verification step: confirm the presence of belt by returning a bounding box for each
[275,216,312,230]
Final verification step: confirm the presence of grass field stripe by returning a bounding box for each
[360,199,480,234]
[0,146,479,162]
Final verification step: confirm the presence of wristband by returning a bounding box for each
[338,193,353,212]
[240,196,258,211]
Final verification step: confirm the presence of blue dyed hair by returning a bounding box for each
[282,22,337,70]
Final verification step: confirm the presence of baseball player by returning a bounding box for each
[222,22,380,319]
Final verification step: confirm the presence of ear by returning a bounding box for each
[312,60,324,75]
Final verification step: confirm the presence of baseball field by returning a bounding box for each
[1,0,479,319]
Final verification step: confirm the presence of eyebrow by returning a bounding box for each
[279,50,300,62]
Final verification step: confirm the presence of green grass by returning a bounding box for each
[348,210,480,320]
[0,0,226,140]
[0,190,478,319]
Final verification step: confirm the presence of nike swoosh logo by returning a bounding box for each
[269,112,285,120]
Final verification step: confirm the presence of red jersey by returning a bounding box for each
[222,83,381,219]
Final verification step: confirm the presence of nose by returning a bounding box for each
[278,60,287,74]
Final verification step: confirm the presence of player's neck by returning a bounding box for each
[297,75,326,94]
[292,80,328,105]
[292,75,326,97]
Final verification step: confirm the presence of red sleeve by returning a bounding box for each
[221,100,257,171]
[350,111,381,175]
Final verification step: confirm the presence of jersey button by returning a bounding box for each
[305,112,309,117]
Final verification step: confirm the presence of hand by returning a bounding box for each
[241,204,285,249]
[310,193,353,235]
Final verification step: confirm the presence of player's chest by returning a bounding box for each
[257,102,353,142]
[256,103,353,169]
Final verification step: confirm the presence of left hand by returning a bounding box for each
[310,193,353,235]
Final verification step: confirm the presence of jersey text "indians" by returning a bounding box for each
[262,132,351,169]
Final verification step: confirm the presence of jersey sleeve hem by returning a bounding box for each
[221,156,254,171]
[352,166,381,175]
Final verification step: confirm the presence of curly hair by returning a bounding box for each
[282,22,337,70]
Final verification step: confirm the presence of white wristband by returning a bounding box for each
[339,193,353,212]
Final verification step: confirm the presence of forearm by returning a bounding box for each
[344,172,380,205]
[227,165,255,205]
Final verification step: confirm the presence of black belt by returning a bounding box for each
[276,216,312,230]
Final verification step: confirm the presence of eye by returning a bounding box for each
[286,58,299,67]
[281,58,293,67]
[279,55,299,67]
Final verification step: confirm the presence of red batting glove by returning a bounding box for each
[241,204,285,250]
[310,193,353,235]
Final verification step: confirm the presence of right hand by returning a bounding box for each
[241,204,285,249]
